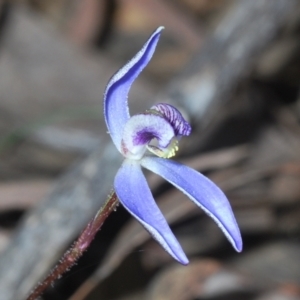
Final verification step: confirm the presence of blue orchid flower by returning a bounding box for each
[104,27,242,265]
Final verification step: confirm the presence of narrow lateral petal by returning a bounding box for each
[141,157,243,252]
[104,27,164,151]
[114,159,189,264]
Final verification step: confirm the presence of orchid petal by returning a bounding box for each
[141,157,243,252]
[104,27,164,151]
[114,159,189,265]
[151,103,191,136]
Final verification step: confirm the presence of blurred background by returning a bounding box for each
[0,0,300,299]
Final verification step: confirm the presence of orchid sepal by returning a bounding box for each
[104,27,164,152]
[141,156,243,252]
[114,159,189,265]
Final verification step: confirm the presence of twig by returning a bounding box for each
[26,192,119,300]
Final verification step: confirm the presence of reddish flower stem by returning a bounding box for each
[27,192,119,300]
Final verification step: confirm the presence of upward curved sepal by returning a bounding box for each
[103,27,164,152]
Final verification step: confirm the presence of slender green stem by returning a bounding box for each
[27,191,119,300]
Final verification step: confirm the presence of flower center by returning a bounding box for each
[120,103,191,160]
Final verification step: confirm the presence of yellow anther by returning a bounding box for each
[147,139,179,159]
